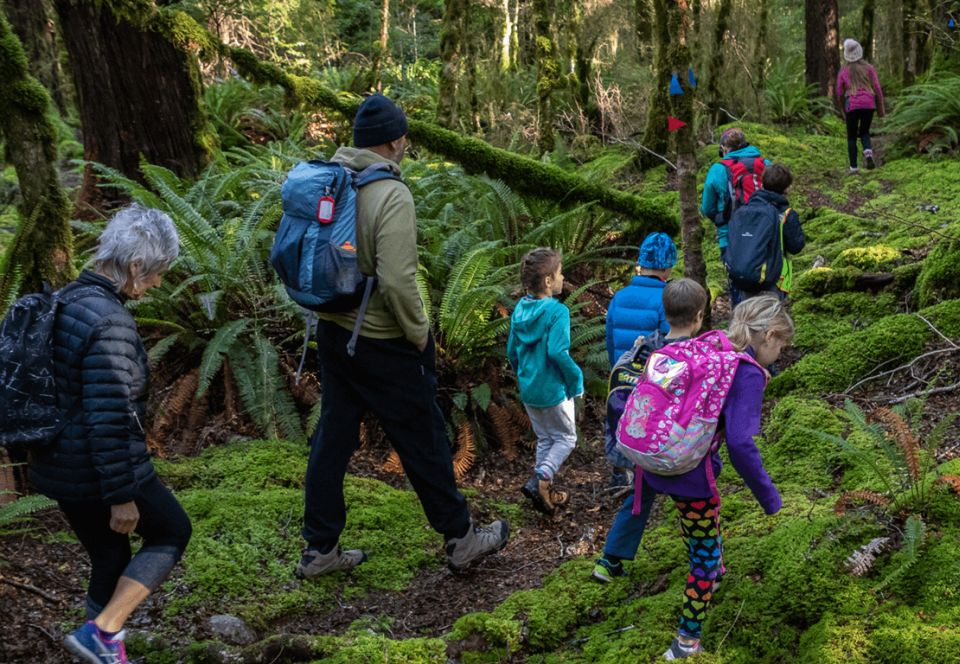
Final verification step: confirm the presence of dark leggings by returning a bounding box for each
[845,108,874,168]
[58,477,192,619]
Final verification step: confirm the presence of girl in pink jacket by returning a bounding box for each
[837,38,885,174]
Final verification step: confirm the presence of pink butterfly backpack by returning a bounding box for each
[615,330,764,476]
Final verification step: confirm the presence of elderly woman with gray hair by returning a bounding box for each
[30,204,191,663]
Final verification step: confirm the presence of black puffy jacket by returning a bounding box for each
[30,271,155,504]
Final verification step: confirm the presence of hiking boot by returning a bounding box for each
[521,475,567,515]
[591,556,626,583]
[663,636,702,660]
[64,621,128,664]
[445,519,510,571]
[848,166,859,175]
[864,149,876,169]
[295,546,367,579]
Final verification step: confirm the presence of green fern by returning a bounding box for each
[0,494,55,531]
[875,515,926,592]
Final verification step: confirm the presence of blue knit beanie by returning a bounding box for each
[353,94,408,148]
[638,232,677,269]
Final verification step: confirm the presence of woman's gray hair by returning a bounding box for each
[727,294,795,352]
[95,204,180,289]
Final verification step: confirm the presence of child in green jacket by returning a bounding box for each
[507,248,584,516]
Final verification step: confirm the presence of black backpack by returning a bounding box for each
[724,199,792,293]
[0,283,93,448]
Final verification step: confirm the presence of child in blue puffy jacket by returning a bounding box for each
[604,232,677,487]
[605,232,677,366]
[508,248,584,516]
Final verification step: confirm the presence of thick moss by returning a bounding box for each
[762,396,844,489]
[798,614,870,664]
[154,440,442,627]
[915,234,960,307]
[833,245,901,271]
[769,299,960,397]
[790,291,898,351]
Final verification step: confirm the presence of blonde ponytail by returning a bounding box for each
[727,295,795,352]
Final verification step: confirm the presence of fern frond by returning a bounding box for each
[873,407,922,481]
[197,319,251,397]
[834,490,890,516]
[0,494,56,528]
[147,333,181,367]
[453,421,477,480]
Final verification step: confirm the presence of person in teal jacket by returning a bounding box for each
[507,248,584,516]
[700,128,771,259]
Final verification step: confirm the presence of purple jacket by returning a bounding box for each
[836,64,884,114]
[642,350,782,514]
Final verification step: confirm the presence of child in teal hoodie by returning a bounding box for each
[507,248,584,516]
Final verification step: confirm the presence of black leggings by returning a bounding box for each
[58,477,191,619]
[845,108,874,168]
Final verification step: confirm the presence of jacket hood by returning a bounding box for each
[751,189,788,207]
[511,296,562,345]
[77,270,127,303]
[331,147,402,175]
[723,145,763,160]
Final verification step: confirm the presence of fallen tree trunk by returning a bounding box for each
[222,45,677,236]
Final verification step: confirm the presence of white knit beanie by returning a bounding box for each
[843,39,864,63]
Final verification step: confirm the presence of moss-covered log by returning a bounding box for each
[220,45,678,235]
[0,11,73,294]
[915,234,960,307]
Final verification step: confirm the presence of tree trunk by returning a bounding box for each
[666,0,706,306]
[639,0,670,167]
[566,0,599,130]
[861,0,875,61]
[499,0,514,72]
[533,0,559,153]
[463,7,480,133]
[706,0,732,126]
[804,0,840,99]
[369,0,390,91]
[436,0,466,128]
[2,0,68,114]
[0,11,73,297]
[53,0,208,200]
[754,0,769,103]
[635,0,653,63]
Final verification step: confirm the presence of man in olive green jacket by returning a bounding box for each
[298,95,510,577]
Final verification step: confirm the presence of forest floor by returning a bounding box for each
[3,121,960,663]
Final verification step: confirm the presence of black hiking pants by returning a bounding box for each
[58,477,191,619]
[302,320,471,550]
[845,108,874,168]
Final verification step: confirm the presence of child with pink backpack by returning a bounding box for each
[595,295,792,660]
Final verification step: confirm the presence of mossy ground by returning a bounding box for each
[16,120,959,662]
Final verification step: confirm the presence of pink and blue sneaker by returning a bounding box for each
[64,621,128,664]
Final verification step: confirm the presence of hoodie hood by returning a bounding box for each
[331,146,402,175]
[511,296,563,346]
[751,188,788,208]
[724,145,763,160]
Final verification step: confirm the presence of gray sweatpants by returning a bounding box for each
[525,398,577,481]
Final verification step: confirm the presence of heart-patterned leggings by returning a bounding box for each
[673,495,722,639]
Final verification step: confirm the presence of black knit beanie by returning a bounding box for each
[353,94,408,148]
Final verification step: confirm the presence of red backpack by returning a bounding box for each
[720,156,765,222]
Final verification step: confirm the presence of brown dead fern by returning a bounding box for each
[873,407,921,481]
[488,402,521,461]
[150,368,199,442]
[935,474,960,494]
[504,400,531,435]
[281,357,320,406]
[383,449,403,474]
[453,422,476,480]
[835,489,890,516]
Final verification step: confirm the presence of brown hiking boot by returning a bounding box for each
[295,546,367,579]
[445,520,510,571]
[522,475,567,514]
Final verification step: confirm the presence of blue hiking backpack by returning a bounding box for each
[270,160,401,356]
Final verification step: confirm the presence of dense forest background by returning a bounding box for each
[1,1,960,662]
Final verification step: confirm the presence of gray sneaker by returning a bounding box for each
[295,546,367,579]
[445,520,510,571]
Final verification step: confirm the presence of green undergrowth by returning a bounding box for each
[769,298,960,397]
[152,440,443,628]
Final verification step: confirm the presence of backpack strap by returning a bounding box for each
[341,162,404,357]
